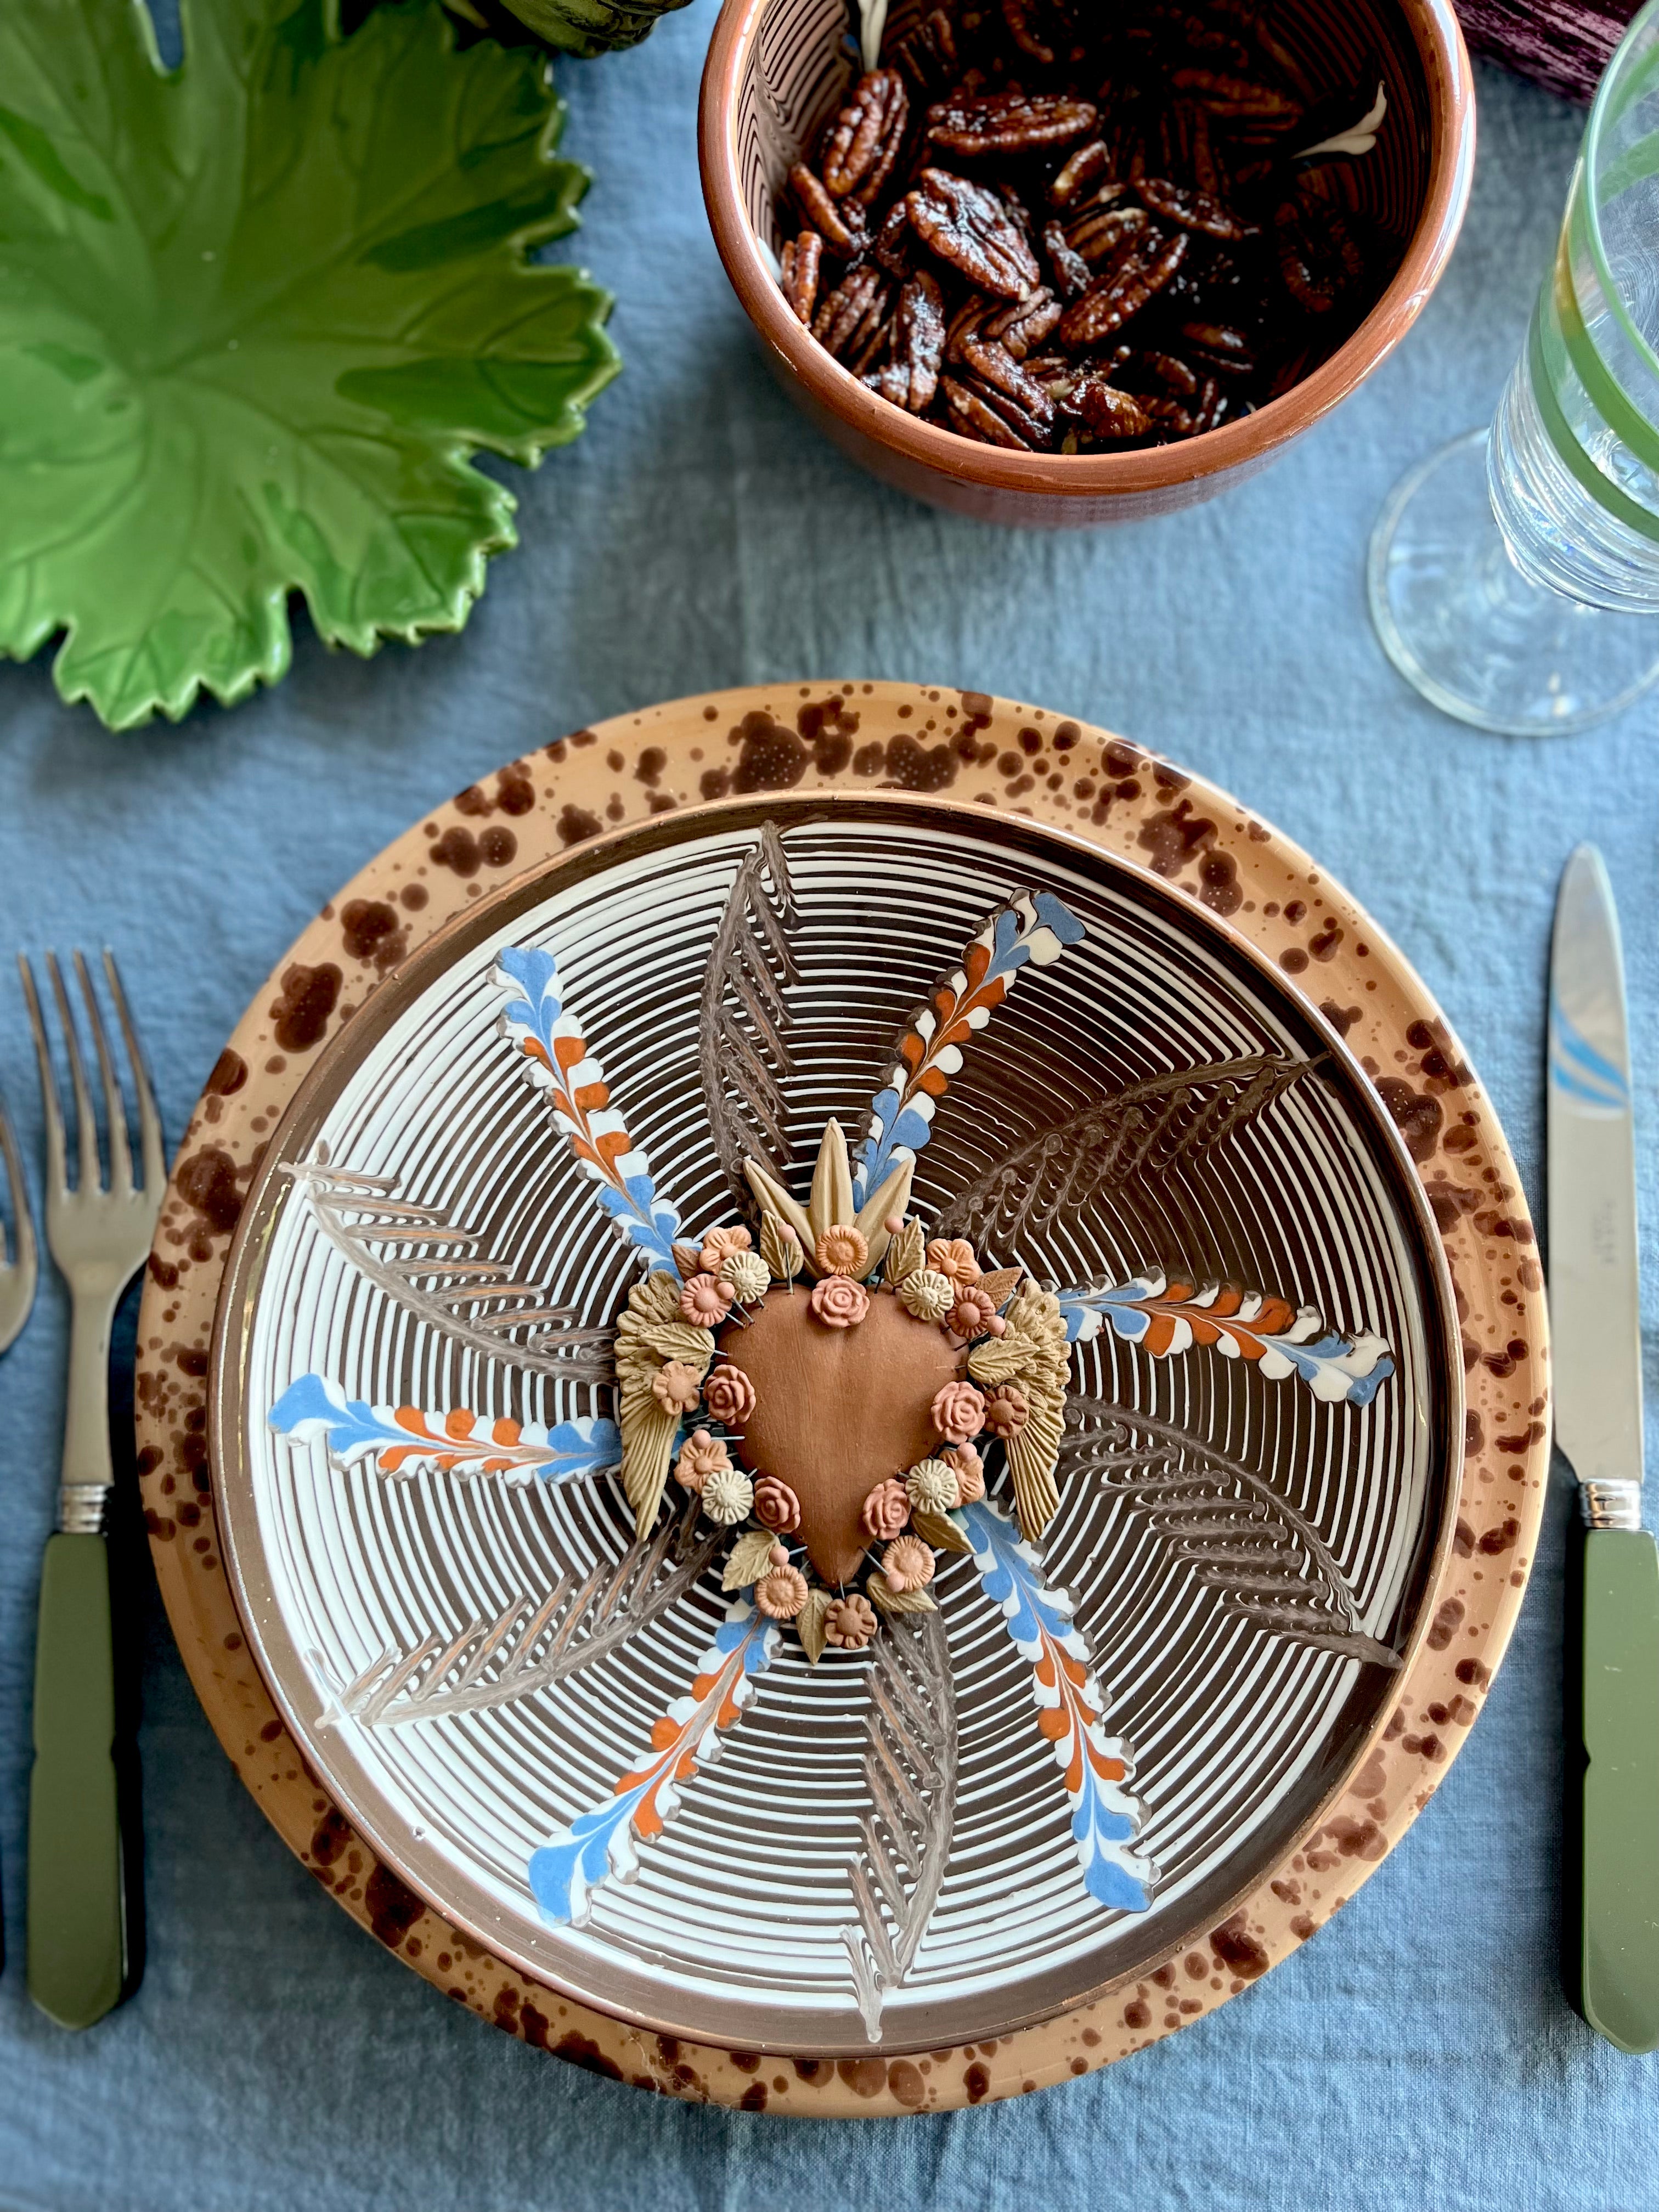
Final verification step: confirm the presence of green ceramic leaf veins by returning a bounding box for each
[0,0,619,729]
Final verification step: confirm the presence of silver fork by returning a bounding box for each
[19,950,163,2030]
[0,1079,37,1352]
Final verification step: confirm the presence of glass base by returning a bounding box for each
[1368,430,1659,737]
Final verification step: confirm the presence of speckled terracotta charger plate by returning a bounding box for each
[136,684,1549,2116]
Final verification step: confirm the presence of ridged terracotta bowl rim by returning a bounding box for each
[134,682,1549,2116]
[698,0,1477,504]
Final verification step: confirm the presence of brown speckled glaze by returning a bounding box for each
[135,683,1549,2115]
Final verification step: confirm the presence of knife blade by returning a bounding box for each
[1549,842,1659,2055]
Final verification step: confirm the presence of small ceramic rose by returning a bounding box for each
[674,1427,731,1493]
[699,1224,753,1276]
[651,1359,704,1417]
[926,1237,981,1288]
[810,1273,869,1328]
[947,1285,1006,1340]
[882,1534,935,1593]
[823,1594,878,1650]
[814,1223,869,1277]
[931,1379,986,1443]
[703,1363,757,1426]
[701,1462,754,1526]
[941,1442,986,1504]
[860,1477,911,1541]
[753,1475,802,1533]
[680,1272,734,1327]
[983,1383,1030,1439]
[755,1565,809,1620]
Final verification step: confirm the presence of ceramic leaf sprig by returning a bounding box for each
[0,0,617,729]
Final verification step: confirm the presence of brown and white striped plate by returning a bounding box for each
[137,684,1548,2114]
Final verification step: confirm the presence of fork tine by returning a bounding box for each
[0,1087,36,1284]
[18,956,67,1198]
[104,951,162,1192]
[75,951,132,1198]
[46,951,100,1194]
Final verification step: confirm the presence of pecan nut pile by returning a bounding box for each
[775,0,1397,456]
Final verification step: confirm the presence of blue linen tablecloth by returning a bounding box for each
[1,8,1656,2204]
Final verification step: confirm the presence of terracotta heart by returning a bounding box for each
[715,1287,965,1585]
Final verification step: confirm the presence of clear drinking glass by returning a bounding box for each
[1369,0,1659,736]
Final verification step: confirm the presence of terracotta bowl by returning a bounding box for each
[699,0,1476,528]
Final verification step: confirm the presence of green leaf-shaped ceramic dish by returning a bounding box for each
[0,0,619,730]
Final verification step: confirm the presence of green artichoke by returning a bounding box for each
[449,0,692,54]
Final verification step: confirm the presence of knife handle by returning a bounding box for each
[27,1532,125,2030]
[1582,1527,1659,2054]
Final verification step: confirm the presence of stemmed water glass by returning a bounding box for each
[1369,0,1659,736]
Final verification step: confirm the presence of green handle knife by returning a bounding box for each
[1550,844,1659,2054]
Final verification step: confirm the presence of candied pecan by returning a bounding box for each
[956,334,1055,432]
[1049,139,1112,207]
[1024,351,1082,401]
[1170,67,1302,129]
[1042,219,1091,300]
[1192,376,1226,433]
[1058,227,1188,347]
[1134,176,1257,242]
[1182,99,1224,198]
[891,6,957,94]
[927,91,1098,158]
[790,164,866,258]
[1073,373,1152,440]
[1139,348,1199,395]
[1064,200,1147,267]
[867,269,946,412]
[940,371,1044,449]
[871,201,916,277]
[907,168,1041,298]
[946,291,990,358]
[1138,393,1195,437]
[1275,196,1368,314]
[1002,0,1058,65]
[982,285,1062,359]
[780,232,822,325]
[822,70,910,206]
[814,264,895,374]
[1179,320,1256,375]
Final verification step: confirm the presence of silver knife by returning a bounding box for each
[1549,842,1659,2054]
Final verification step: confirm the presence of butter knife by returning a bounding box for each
[1549,843,1659,2053]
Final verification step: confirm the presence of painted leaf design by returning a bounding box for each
[285,1148,613,1382]
[269,1373,620,1482]
[853,890,1086,1205]
[960,1499,1154,1912]
[932,1052,1312,1241]
[331,1502,723,1725]
[1058,1270,1394,1406]
[0,0,618,730]
[527,1601,778,1925]
[840,1609,958,2041]
[492,945,682,1270]
[699,823,799,1207]
[1061,1400,1402,1665]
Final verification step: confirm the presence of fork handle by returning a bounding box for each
[27,1533,125,2029]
